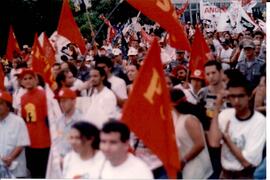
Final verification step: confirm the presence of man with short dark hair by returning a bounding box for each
[197,60,226,178]
[198,61,226,120]
[208,77,265,179]
[99,121,153,179]
[236,39,265,90]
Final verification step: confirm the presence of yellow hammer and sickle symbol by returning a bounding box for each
[144,69,162,104]
[143,69,166,119]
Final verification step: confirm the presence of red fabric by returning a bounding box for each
[189,26,210,76]
[6,26,21,61]
[42,33,56,66]
[121,38,180,178]
[141,29,154,43]
[175,0,189,17]
[99,15,117,43]
[57,0,86,54]
[0,65,5,90]
[21,88,51,148]
[32,34,55,89]
[42,33,57,90]
[127,0,190,51]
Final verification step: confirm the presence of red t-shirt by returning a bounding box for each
[21,87,51,148]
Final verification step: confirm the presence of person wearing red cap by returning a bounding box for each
[46,87,85,178]
[19,69,51,178]
[0,90,30,178]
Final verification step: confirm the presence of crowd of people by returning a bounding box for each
[0,12,266,179]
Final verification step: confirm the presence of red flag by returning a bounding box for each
[42,33,56,66]
[42,33,57,90]
[141,29,154,43]
[0,64,5,90]
[6,26,21,61]
[127,0,191,51]
[189,26,210,77]
[32,34,55,88]
[99,15,117,43]
[57,0,86,54]
[121,38,180,178]
[175,0,189,17]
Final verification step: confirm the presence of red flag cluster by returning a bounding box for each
[122,38,180,178]
[32,34,56,89]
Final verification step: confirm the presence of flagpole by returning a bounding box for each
[85,4,94,37]
[91,0,125,45]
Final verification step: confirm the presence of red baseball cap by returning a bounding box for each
[56,88,77,99]
[0,90,12,103]
[18,68,36,79]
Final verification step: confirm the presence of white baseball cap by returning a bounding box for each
[112,48,122,56]
[127,47,138,56]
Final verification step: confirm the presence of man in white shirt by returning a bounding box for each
[0,90,30,178]
[208,76,265,179]
[83,67,117,129]
[96,56,128,108]
[100,121,153,179]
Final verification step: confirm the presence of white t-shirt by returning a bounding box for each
[72,78,87,96]
[218,108,266,171]
[83,87,117,129]
[108,75,128,100]
[62,151,106,179]
[220,48,233,70]
[100,153,153,179]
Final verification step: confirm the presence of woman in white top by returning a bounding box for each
[170,88,213,179]
[62,121,105,178]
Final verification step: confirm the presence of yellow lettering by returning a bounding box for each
[143,69,162,104]
[156,0,171,12]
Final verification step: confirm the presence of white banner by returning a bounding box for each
[217,1,259,33]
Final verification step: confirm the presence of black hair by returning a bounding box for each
[204,60,222,71]
[95,56,113,69]
[223,69,244,83]
[92,67,111,89]
[170,88,210,130]
[101,120,130,143]
[227,77,252,96]
[36,74,46,88]
[56,69,70,89]
[67,62,78,78]
[72,121,100,150]
[253,30,264,38]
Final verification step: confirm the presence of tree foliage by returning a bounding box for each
[0,0,153,55]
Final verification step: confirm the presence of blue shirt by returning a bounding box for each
[236,58,265,89]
